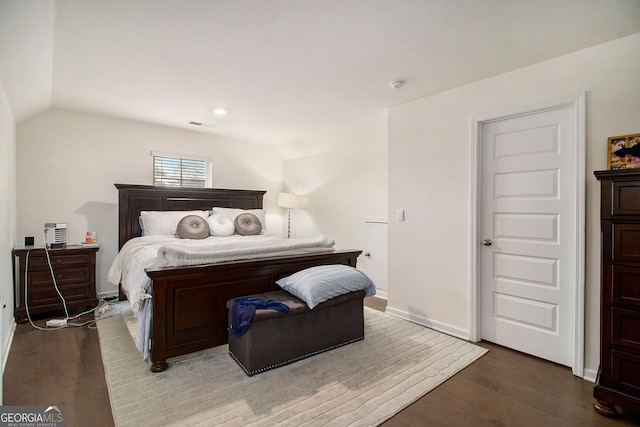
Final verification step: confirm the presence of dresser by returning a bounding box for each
[14,245,99,323]
[594,169,640,417]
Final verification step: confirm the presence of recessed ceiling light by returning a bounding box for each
[389,80,406,89]
[213,108,228,116]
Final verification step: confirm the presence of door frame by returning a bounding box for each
[469,93,586,377]
[361,217,388,299]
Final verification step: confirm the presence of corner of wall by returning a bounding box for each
[0,82,18,398]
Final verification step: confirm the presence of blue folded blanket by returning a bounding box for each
[230,298,290,337]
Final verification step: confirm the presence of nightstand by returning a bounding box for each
[13,245,99,323]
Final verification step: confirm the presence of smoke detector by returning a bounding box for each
[389,80,406,89]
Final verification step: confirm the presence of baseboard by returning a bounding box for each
[374,289,387,300]
[582,368,597,383]
[385,306,470,341]
[98,290,119,301]
[3,319,16,374]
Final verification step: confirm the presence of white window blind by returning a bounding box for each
[153,153,212,187]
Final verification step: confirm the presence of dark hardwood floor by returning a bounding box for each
[4,299,640,427]
[3,310,115,427]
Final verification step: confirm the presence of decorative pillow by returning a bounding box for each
[276,265,376,309]
[207,215,235,237]
[211,207,266,233]
[140,210,208,236]
[234,213,263,236]
[176,215,210,239]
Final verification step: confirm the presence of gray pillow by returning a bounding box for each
[234,213,262,236]
[176,215,210,239]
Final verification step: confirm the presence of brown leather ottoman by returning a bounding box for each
[227,289,365,376]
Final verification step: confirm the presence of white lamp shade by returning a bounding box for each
[278,192,303,209]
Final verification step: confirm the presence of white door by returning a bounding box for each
[479,104,581,367]
[361,219,388,299]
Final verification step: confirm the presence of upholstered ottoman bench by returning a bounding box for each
[226,289,366,376]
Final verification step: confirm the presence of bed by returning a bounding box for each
[112,183,362,372]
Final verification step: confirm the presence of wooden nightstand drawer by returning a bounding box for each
[611,181,640,217]
[613,223,640,263]
[29,282,95,306]
[611,265,640,308]
[611,350,640,397]
[26,252,93,269]
[612,308,640,352]
[28,267,91,288]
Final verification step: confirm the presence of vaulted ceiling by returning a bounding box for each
[2,0,640,145]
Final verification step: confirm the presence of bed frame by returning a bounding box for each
[115,184,362,372]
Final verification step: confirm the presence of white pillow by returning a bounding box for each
[276,265,376,309]
[207,215,235,236]
[211,207,266,233]
[140,210,209,236]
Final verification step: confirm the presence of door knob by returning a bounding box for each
[482,239,492,246]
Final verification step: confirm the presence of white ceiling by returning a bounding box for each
[3,0,640,145]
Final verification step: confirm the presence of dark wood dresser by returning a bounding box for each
[594,169,640,417]
[13,245,99,323]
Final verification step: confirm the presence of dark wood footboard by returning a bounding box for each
[145,249,361,372]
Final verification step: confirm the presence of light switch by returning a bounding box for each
[396,209,405,221]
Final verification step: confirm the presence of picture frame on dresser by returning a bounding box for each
[607,133,640,170]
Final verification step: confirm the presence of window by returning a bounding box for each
[152,152,212,187]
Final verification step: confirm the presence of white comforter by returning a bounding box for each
[107,234,335,313]
[107,233,336,361]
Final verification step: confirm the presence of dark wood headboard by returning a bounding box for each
[115,184,266,249]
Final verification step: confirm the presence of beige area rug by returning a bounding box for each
[97,303,487,427]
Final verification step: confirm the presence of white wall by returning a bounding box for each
[16,109,284,296]
[279,110,388,251]
[0,83,17,384]
[0,0,54,122]
[388,33,640,378]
